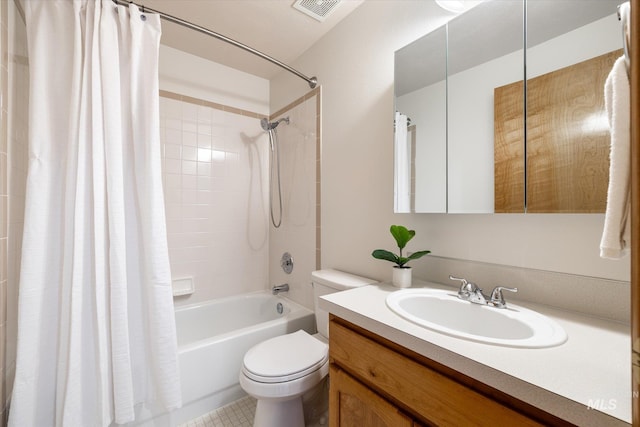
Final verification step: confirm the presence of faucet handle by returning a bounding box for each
[450,275,480,297]
[489,286,518,308]
[449,275,468,292]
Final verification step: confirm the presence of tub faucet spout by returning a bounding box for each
[272,283,289,295]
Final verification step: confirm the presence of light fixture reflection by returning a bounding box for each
[435,0,483,14]
[581,112,609,134]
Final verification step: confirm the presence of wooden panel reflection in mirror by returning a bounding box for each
[495,49,621,213]
[494,81,525,213]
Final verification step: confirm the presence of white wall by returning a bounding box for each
[159,45,270,115]
[270,1,629,285]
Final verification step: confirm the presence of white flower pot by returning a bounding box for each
[392,266,412,288]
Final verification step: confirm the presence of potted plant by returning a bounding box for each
[372,225,431,287]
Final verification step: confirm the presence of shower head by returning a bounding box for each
[260,116,290,131]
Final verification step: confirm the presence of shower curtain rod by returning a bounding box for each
[112,0,318,89]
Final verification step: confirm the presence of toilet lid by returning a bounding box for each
[242,330,328,383]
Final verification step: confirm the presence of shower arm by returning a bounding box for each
[112,0,318,89]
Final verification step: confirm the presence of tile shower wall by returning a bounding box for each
[1,0,27,424]
[159,92,271,305]
[269,89,320,310]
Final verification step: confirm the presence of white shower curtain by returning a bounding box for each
[394,112,411,212]
[10,1,181,426]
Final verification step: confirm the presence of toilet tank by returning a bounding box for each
[311,269,377,338]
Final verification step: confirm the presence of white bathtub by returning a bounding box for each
[172,291,316,424]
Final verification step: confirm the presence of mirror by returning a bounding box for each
[394,0,622,213]
[447,0,523,213]
[394,27,447,213]
[525,0,620,213]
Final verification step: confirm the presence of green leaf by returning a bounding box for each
[397,257,410,267]
[373,226,430,267]
[396,251,431,267]
[390,225,415,250]
[371,249,400,265]
[407,250,431,261]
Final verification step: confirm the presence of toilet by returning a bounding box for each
[239,269,377,427]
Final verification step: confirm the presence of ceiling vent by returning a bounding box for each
[292,0,342,22]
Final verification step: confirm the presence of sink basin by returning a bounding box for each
[386,288,567,348]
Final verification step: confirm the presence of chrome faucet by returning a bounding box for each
[272,283,289,295]
[449,275,487,304]
[449,275,517,308]
[488,286,518,308]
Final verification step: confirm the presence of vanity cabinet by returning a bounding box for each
[329,367,414,427]
[328,315,573,427]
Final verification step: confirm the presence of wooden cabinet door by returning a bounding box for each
[329,365,413,427]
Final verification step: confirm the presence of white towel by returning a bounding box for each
[600,55,630,259]
[394,112,411,212]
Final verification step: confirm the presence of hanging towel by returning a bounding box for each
[394,112,411,212]
[600,55,631,259]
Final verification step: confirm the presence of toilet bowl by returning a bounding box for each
[239,269,377,427]
[239,330,329,427]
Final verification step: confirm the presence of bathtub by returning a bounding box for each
[171,291,316,424]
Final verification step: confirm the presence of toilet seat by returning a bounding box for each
[242,330,328,383]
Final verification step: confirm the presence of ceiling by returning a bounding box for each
[141,0,365,80]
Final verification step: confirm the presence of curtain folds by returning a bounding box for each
[394,112,411,212]
[10,1,181,425]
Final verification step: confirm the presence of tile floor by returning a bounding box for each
[180,395,329,427]
[179,396,256,427]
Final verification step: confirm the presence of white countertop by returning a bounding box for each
[320,280,631,426]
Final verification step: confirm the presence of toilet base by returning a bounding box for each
[253,397,304,427]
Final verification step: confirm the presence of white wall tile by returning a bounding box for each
[182,131,198,147]
[182,146,197,161]
[160,96,270,306]
[197,162,211,177]
[165,158,181,175]
[182,175,198,190]
[182,160,197,176]
[165,128,182,145]
[165,118,182,130]
[164,143,181,159]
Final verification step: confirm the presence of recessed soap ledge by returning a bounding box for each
[319,278,630,427]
